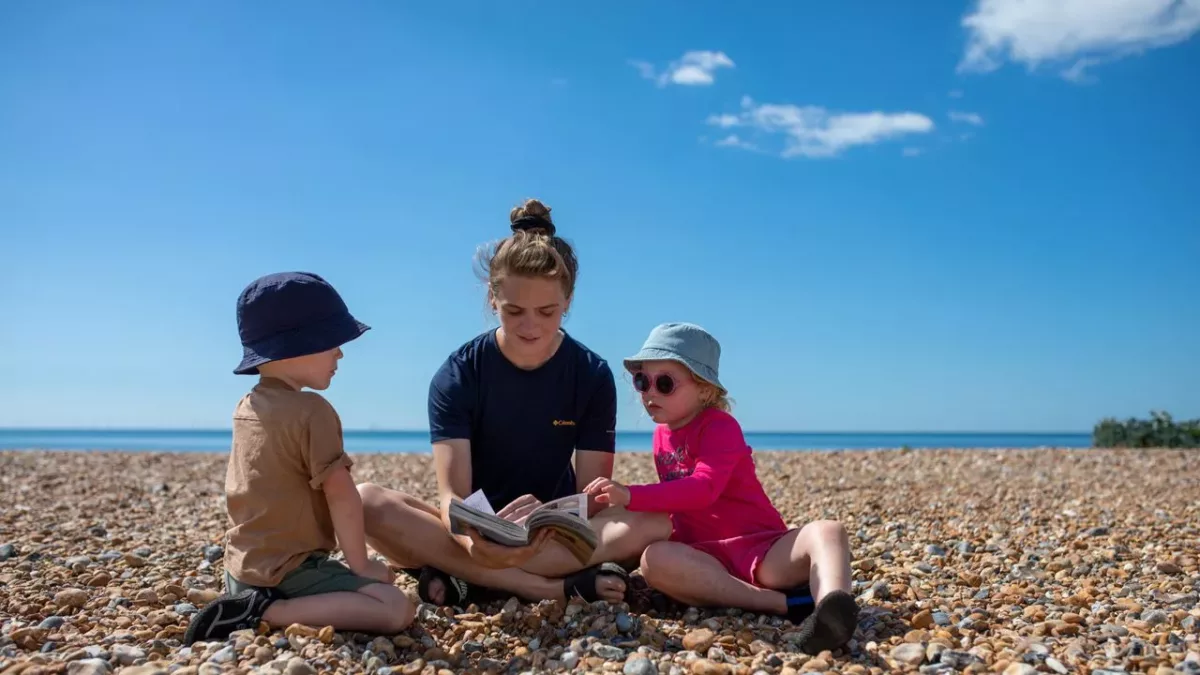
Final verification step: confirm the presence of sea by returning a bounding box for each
[0,429,1094,453]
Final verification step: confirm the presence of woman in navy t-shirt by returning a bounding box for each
[358,199,672,606]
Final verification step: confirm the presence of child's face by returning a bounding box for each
[634,360,704,428]
[261,347,343,391]
[491,275,569,361]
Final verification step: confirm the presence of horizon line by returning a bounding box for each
[0,426,1094,435]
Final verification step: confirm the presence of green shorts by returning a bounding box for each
[225,553,377,598]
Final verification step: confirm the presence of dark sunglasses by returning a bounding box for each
[633,371,678,395]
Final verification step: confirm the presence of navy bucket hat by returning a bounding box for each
[623,322,726,394]
[233,271,370,375]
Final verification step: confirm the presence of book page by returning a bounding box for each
[462,489,496,516]
[533,493,587,520]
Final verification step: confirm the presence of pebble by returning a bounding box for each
[561,651,580,669]
[112,644,146,665]
[1045,657,1069,674]
[624,658,652,672]
[67,659,111,675]
[202,545,224,563]
[891,643,927,666]
[39,616,65,629]
[174,602,198,616]
[940,650,981,669]
[284,658,316,675]
[209,646,235,663]
[0,543,17,560]
[1004,664,1038,675]
[683,628,716,652]
[55,588,89,608]
[593,644,626,660]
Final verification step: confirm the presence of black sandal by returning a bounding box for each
[412,566,497,608]
[563,562,629,603]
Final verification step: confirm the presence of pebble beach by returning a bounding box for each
[1,448,1197,675]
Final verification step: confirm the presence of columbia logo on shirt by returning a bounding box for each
[552,419,576,427]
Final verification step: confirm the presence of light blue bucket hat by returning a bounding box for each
[623,322,726,394]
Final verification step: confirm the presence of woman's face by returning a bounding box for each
[491,275,569,362]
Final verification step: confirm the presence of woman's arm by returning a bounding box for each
[575,361,618,514]
[576,450,615,517]
[432,438,473,527]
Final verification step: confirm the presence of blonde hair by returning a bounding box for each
[697,379,733,412]
[475,199,579,301]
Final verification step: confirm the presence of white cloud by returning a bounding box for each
[707,96,935,159]
[707,113,741,128]
[958,0,1200,80]
[628,60,657,81]
[903,147,925,157]
[714,134,759,151]
[630,51,735,87]
[949,110,985,126]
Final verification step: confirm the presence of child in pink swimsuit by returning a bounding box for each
[585,322,859,655]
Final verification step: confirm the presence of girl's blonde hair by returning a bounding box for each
[697,378,733,412]
[474,198,579,301]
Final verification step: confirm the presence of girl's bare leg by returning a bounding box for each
[638,541,788,613]
[755,520,858,655]
[754,520,852,600]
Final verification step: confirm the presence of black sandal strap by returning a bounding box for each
[563,562,629,603]
[416,566,469,606]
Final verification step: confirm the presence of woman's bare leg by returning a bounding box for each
[638,541,788,613]
[356,484,662,604]
[518,506,673,578]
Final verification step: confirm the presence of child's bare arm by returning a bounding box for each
[323,466,389,582]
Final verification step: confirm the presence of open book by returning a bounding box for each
[448,491,598,565]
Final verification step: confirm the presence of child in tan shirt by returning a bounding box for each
[184,272,414,645]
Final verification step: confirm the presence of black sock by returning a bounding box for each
[784,586,817,624]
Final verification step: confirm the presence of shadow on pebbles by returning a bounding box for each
[1,448,1198,675]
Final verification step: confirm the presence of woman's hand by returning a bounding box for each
[584,477,631,508]
[496,494,543,525]
[458,525,552,569]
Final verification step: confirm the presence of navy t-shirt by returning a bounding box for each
[428,330,617,510]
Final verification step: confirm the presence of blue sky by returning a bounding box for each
[2,1,1198,433]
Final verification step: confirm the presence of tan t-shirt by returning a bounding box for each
[222,377,354,587]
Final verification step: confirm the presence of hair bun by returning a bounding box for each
[510,214,556,236]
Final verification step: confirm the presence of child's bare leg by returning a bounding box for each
[756,521,857,655]
[755,520,852,600]
[263,584,414,634]
[639,541,788,614]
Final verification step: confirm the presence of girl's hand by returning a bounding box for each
[587,478,632,508]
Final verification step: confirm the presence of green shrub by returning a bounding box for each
[1092,410,1200,448]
